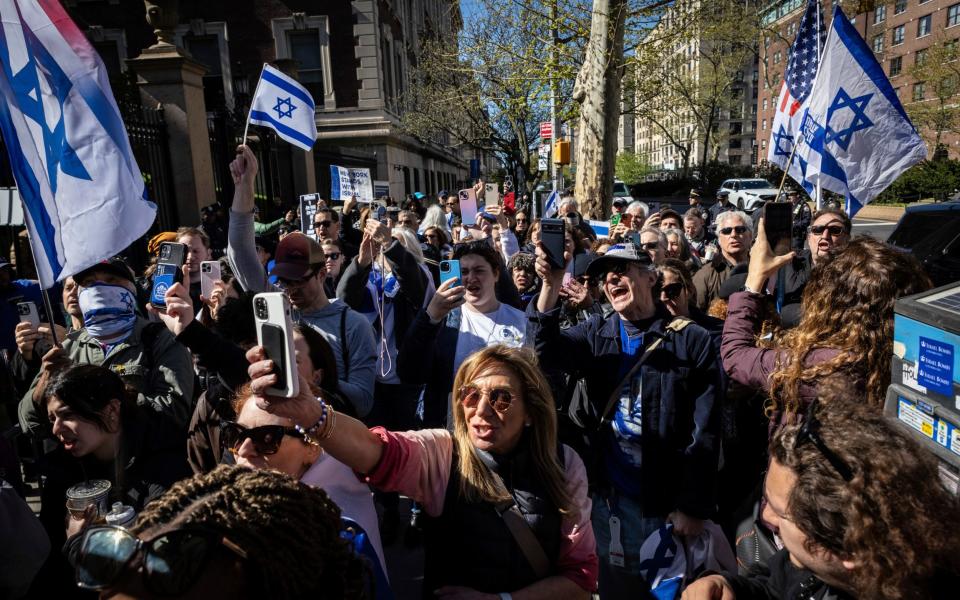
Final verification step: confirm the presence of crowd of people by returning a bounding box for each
[0,144,957,600]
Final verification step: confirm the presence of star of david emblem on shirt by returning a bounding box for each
[825,87,874,152]
[273,96,296,119]
[773,124,794,158]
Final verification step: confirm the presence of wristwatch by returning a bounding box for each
[742,283,765,295]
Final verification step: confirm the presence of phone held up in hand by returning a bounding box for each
[17,301,40,329]
[253,292,299,399]
[440,260,461,287]
[150,242,187,311]
[763,202,793,256]
[541,218,566,269]
[200,261,222,300]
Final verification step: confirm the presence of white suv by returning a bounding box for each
[613,180,634,205]
[719,178,779,213]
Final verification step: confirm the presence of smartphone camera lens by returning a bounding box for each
[440,263,450,273]
[17,305,27,315]
[255,298,267,319]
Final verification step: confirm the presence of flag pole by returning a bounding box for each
[17,217,62,346]
[241,63,268,147]
[815,0,823,211]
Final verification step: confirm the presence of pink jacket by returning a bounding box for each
[362,427,599,592]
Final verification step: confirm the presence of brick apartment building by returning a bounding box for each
[62,0,474,204]
[756,0,960,162]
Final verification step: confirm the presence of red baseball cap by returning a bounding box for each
[270,232,324,280]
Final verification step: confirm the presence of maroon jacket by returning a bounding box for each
[721,291,855,430]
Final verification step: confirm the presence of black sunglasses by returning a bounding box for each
[324,252,341,261]
[795,401,854,482]
[73,525,247,595]
[459,385,515,412]
[639,241,661,251]
[220,421,302,456]
[808,224,846,236]
[719,225,748,235]
[661,282,684,300]
[314,220,333,228]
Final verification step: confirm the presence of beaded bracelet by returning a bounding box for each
[295,398,328,446]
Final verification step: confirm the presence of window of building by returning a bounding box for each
[895,0,907,14]
[288,30,325,103]
[918,14,932,37]
[873,34,884,53]
[913,82,925,101]
[950,4,960,27]
[892,25,905,46]
[762,118,767,130]
[729,155,742,165]
[762,98,768,110]
[890,55,903,76]
[762,139,767,150]
[272,16,334,109]
[916,48,928,65]
[874,5,886,24]
[773,50,782,64]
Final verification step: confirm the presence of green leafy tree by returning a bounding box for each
[615,151,651,183]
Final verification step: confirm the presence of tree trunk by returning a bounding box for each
[573,0,627,219]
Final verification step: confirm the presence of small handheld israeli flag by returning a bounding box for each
[246,64,317,151]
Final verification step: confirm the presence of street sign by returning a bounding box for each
[538,158,548,172]
[540,121,553,139]
[538,144,550,159]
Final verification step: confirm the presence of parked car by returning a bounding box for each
[719,178,780,213]
[613,180,635,205]
[887,200,960,287]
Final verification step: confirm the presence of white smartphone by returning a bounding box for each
[200,260,221,300]
[17,301,40,329]
[253,292,299,398]
[458,187,479,226]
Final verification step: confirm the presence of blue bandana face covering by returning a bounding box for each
[78,283,137,346]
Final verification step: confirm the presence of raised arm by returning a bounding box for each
[226,145,271,293]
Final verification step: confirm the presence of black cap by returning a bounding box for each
[74,257,136,286]
[574,252,597,278]
[613,197,629,207]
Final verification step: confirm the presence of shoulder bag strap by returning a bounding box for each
[597,316,693,430]
[339,307,350,380]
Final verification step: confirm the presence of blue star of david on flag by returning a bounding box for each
[773,125,794,158]
[825,88,874,151]
[273,96,296,119]
[247,64,317,151]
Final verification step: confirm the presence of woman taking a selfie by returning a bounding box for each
[247,343,598,599]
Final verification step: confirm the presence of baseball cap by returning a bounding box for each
[75,257,136,286]
[586,242,652,278]
[414,192,426,200]
[612,197,629,208]
[574,252,597,279]
[270,232,324,280]
[689,188,701,199]
[717,190,730,199]
[659,208,682,224]
[438,190,448,198]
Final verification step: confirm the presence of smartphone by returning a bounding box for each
[610,213,622,227]
[541,218,567,269]
[253,292,299,398]
[763,202,793,256]
[625,230,642,248]
[150,242,187,310]
[200,261,221,300]
[458,188,479,226]
[17,301,40,329]
[375,204,388,225]
[439,259,461,287]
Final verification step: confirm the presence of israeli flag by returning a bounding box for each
[0,0,157,289]
[542,189,559,218]
[247,64,317,151]
[793,6,926,217]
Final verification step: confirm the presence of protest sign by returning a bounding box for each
[299,193,322,239]
[330,165,374,202]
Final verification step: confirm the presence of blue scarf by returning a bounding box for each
[78,284,137,346]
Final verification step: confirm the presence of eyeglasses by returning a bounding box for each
[808,224,846,236]
[795,401,854,482]
[445,201,457,207]
[459,385,515,412]
[718,225,748,236]
[72,525,247,594]
[661,282,684,300]
[324,252,341,261]
[220,421,302,456]
[314,220,333,228]
[639,242,661,251]
[603,262,634,277]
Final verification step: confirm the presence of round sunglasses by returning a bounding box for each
[73,525,247,595]
[459,385,516,412]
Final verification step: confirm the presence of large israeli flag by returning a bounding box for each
[793,6,926,217]
[0,0,157,288]
[247,64,317,151]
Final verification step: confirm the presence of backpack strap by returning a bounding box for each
[339,307,350,381]
[597,316,693,431]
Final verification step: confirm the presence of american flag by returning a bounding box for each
[768,0,826,170]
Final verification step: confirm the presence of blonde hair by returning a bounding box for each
[450,345,574,517]
[391,227,425,264]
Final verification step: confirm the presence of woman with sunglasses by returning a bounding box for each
[246,343,598,599]
[658,259,722,338]
[36,363,189,597]
[721,219,932,429]
[71,465,370,599]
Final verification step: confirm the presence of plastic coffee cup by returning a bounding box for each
[66,479,112,520]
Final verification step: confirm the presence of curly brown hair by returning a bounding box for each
[768,237,931,415]
[771,393,960,599]
[133,465,369,599]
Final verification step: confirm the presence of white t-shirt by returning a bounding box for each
[453,302,528,378]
